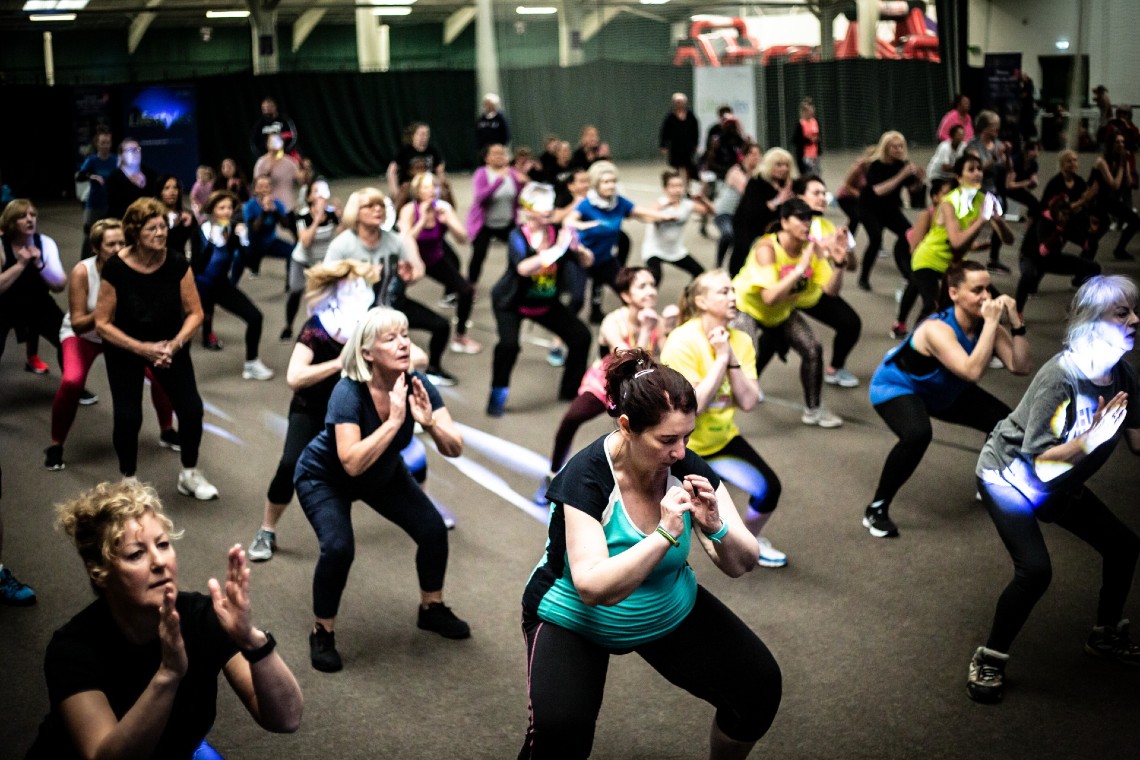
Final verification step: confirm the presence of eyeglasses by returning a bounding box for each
[122,146,141,154]
[140,224,166,235]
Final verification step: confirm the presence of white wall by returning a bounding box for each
[967,0,1139,106]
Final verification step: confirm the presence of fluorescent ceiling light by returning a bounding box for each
[56,0,89,9]
[205,10,250,19]
[640,0,671,4]
[516,6,558,14]
[23,1,60,9]
[370,0,416,5]
[30,13,76,20]
[371,7,412,15]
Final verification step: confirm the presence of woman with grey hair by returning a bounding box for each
[294,306,468,673]
[968,274,1140,703]
[965,110,1012,273]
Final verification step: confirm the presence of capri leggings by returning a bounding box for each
[703,435,781,516]
[645,255,704,290]
[871,386,1009,508]
[738,310,823,409]
[519,585,782,759]
[550,393,607,474]
[979,478,1139,653]
[51,336,173,444]
[296,466,448,619]
[859,203,912,284]
[800,292,862,372]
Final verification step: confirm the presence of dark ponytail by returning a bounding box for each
[605,348,697,433]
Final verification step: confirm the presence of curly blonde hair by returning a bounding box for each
[56,480,181,594]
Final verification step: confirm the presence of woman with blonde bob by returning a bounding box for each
[294,307,468,673]
[26,480,302,759]
[857,130,926,290]
[729,147,798,276]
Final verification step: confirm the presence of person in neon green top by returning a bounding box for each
[731,198,844,428]
[661,269,787,567]
[896,154,1014,333]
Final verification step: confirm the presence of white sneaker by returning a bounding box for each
[450,335,483,354]
[988,356,1004,369]
[242,359,275,381]
[177,468,219,500]
[802,406,843,428]
[757,536,788,568]
[824,368,860,388]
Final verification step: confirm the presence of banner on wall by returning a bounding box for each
[983,52,1022,140]
[123,84,200,186]
[694,66,756,153]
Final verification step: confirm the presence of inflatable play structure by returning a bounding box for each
[673,1,939,67]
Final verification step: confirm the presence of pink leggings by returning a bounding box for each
[51,337,174,444]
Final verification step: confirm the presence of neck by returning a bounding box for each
[358,224,380,243]
[700,312,727,334]
[779,231,804,255]
[953,306,979,334]
[134,244,164,263]
[369,366,403,391]
[610,434,667,491]
[106,596,161,645]
[1066,345,1121,385]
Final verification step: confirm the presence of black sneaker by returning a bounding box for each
[1085,619,1140,665]
[967,646,1009,703]
[986,261,1012,274]
[862,504,899,538]
[1113,249,1136,261]
[310,623,343,672]
[159,429,182,452]
[203,333,224,351]
[78,389,99,406]
[43,444,65,471]
[424,366,458,387]
[417,602,471,639]
[857,278,872,292]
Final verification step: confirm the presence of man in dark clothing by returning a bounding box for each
[475,93,510,152]
[659,93,700,183]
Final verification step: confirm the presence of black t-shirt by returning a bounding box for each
[26,592,239,760]
[861,160,907,208]
[1041,173,1087,206]
[393,144,444,185]
[295,373,443,494]
[731,178,780,264]
[289,315,344,418]
[107,167,160,220]
[101,252,189,343]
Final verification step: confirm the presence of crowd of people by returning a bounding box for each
[1,86,1138,757]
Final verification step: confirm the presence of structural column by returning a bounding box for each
[558,0,584,68]
[249,4,280,75]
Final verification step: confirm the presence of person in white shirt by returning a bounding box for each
[927,124,968,183]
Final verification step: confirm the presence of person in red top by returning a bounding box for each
[793,97,822,176]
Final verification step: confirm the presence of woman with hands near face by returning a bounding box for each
[294,307,468,673]
[25,480,302,760]
[969,275,1140,703]
[661,270,785,567]
[519,349,780,760]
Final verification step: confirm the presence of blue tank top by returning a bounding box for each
[868,308,979,412]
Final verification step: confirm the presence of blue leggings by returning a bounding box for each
[704,436,781,516]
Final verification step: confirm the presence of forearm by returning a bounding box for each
[726,367,760,411]
[171,313,203,350]
[425,417,463,458]
[88,673,180,760]
[964,322,1000,379]
[693,359,730,412]
[96,320,149,356]
[342,420,402,476]
[245,654,303,733]
[0,262,26,294]
[1034,437,1093,480]
[287,358,342,392]
[573,533,673,606]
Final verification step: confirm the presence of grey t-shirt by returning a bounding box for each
[485,173,518,229]
[977,352,1139,502]
[324,228,408,306]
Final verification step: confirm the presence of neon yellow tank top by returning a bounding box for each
[733,233,833,327]
[912,186,983,274]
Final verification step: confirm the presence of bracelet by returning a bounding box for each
[655,525,680,548]
[702,523,730,544]
[241,630,276,664]
[727,363,741,370]
[1010,324,1027,337]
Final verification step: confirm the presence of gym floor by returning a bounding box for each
[1,150,1138,758]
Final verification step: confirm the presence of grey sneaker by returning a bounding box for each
[248,529,277,562]
[756,536,788,568]
[967,646,1009,703]
[824,368,860,388]
[242,359,275,381]
[802,406,843,428]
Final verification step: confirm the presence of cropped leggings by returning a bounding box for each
[51,336,173,444]
[296,465,449,620]
[199,281,263,361]
[519,585,782,759]
[704,435,781,516]
[859,203,912,284]
[737,311,823,409]
[104,345,204,476]
[550,393,607,474]
[979,478,1139,654]
[871,387,1009,508]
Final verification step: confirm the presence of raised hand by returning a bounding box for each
[707,325,731,361]
[981,298,1004,323]
[658,485,692,537]
[408,375,434,427]
[207,544,257,649]
[1083,392,1130,453]
[682,475,721,534]
[637,307,659,329]
[158,585,188,679]
[388,372,408,426]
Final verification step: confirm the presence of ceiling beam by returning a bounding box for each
[293,5,331,52]
[127,0,163,54]
[580,6,623,45]
[444,6,477,46]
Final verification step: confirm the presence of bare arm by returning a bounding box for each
[285,342,342,392]
[690,481,758,577]
[916,309,1001,383]
[1035,392,1131,480]
[630,205,673,223]
[872,163,915,196]
[67,263,97,335]
[421,406,463,458]
[938,201,988,252]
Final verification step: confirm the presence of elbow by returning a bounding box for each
[737,397,758,413]
[267,703,304,734]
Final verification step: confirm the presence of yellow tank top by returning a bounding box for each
[734,233,833,327]
[912,186,983,273]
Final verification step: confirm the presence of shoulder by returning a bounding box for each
[547,437,614,518]
[617,196,635,214]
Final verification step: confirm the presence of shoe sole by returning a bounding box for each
[824,376,860,388]
[803,418,844,428]
[311,658,343,673]
[758,557,788,568]
[862,516,899,538]
[1083,644,1140,665]
[248,551,273,562]
[44,463,66,472]
[242,373,275,380]
[78,397,99,406]
[177,484,219,500]
[417,623,472,640]
[966,684,1003,703]
[158,440,182,452]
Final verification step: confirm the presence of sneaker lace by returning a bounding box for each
[976,662,1002,683]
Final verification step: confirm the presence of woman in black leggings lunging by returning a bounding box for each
[858,131,925,291]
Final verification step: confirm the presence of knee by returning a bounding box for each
[721,655,782,742]
[898,423,933,451]
[1013,556,1052,597]
[319,535,355,570]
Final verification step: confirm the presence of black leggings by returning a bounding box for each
[871,387,1009,508]
[104,345,204,476]
[897,267,943,326]
[469,224,514,286]
[266,410,324,505]
[519,585,782,759]
[425,257,475,337]
[741,311,823,408]
[1093,197,1140,255]
[801,293,862,371]
[704,436,781,515]
[645,255,704,290]
[569,256,624,317]
[0,296,63,368]
[1015,253,1101,312]
[589,233,631,315]
[837,196,861,238]
[493,303,591,399]
[979,477,1140,653]
[200,281,263,361]
[859,203,912,284]
[394,296,450,368]
[550,393,607,473]
[296,466,449,620]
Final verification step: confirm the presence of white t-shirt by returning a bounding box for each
[927,139,967,182]
[641,198,693,262]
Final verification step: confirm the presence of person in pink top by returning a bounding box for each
[793,97,822,176]
[937,94,975,143]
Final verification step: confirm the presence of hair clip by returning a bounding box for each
[633,368,655,379]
